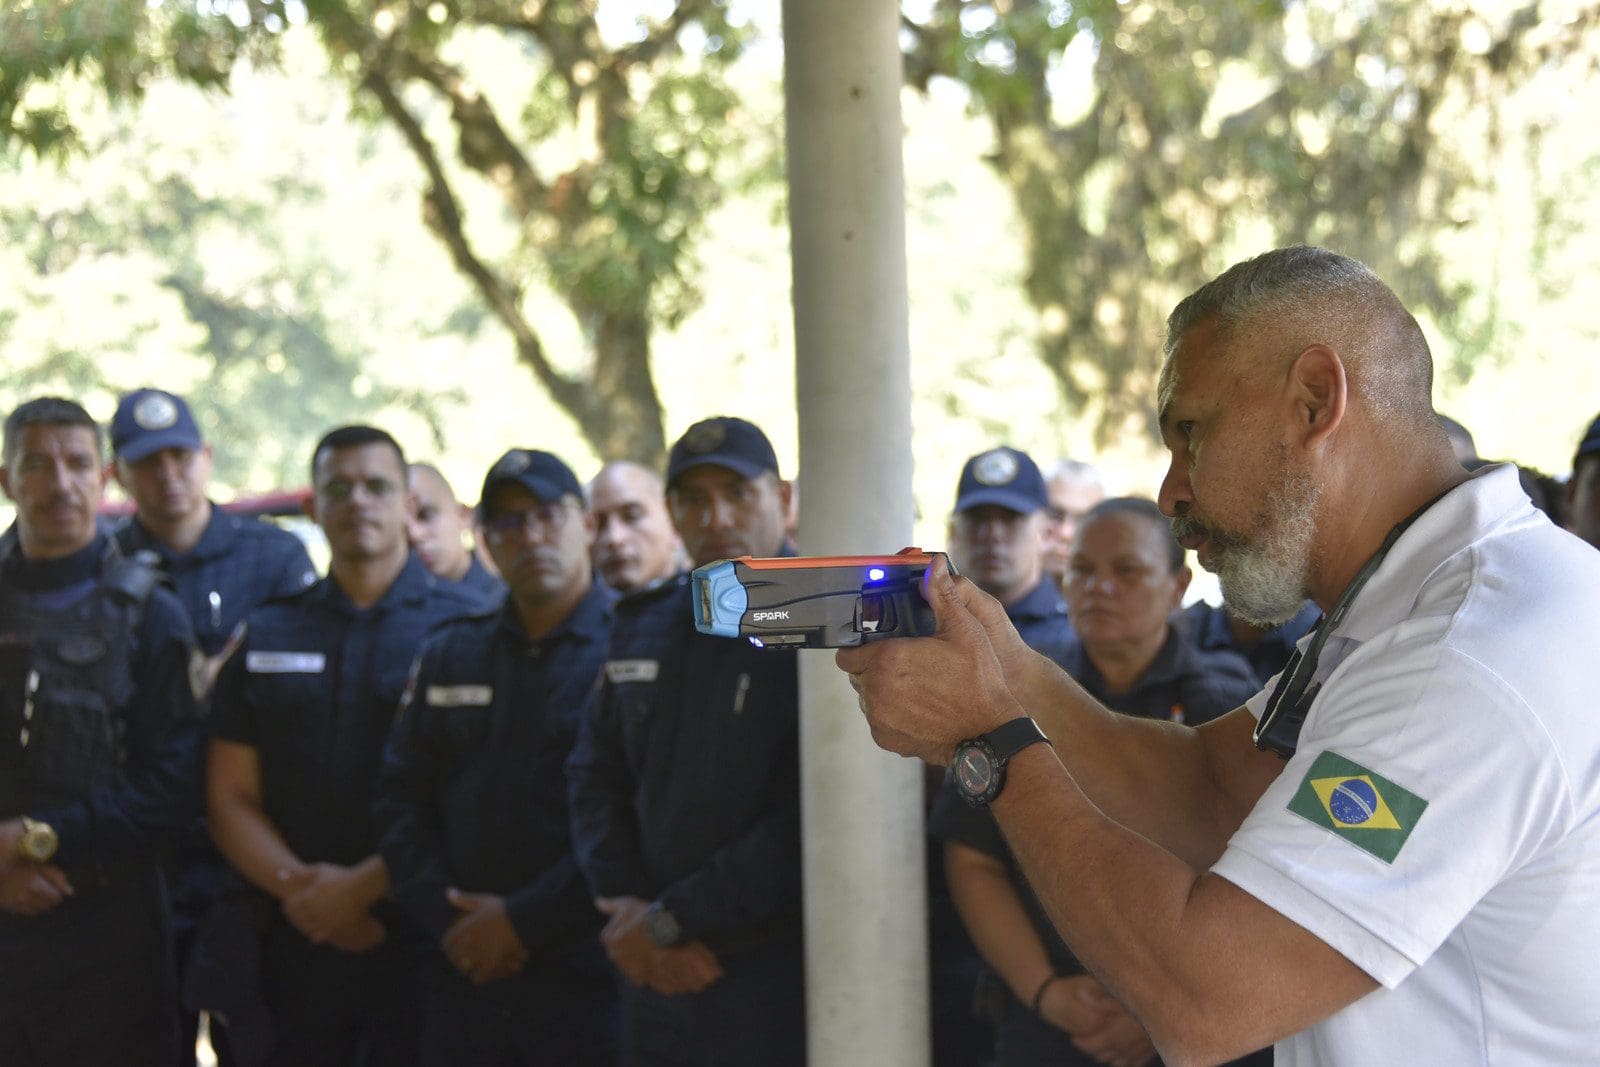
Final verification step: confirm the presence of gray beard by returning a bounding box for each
[1213,467,1320,627]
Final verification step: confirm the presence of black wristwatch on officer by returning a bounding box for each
[951,717,1050,808]
[643,901,684,948]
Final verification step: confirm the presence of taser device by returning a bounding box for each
[691,548,953,649]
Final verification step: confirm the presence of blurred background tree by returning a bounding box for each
[902,0,1600,440]
[3,0,754,467]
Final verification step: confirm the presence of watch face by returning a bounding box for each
[955,743,996,799]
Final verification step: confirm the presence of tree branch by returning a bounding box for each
[360,65,588,417]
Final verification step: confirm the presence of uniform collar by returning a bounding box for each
[1,530,109,591]
[1330,463,1530,645]
[1005,577,1067,622]
[498,578,614,646]
[313,551,436,616]
[1062,624,1187,700]
[119,501,235,564]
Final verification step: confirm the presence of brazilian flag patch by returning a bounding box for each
[1287,751,1428,864]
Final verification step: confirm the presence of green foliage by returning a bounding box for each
[2,0,757,466]
[0,77,458,490]
[904,0,1600,439]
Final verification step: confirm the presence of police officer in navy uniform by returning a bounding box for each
[934,498,1262,1067]
[930,446,1078,1064]
[567,416,805,1066]
[0,397,203,1067]
[407,461,505,607]
[109,386,317,1066]
[205,425,478,1067]
[377,448,617,1065]
[949,447,1076,661]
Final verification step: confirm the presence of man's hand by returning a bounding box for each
[595,896,723,995]
[644,941,724,996]
[442,889,529,986]
[278,863,377,944]
[595,895,654,985]
[836,555,1028,764]
[0,863,74,917]
[1036,974,1111,1037]
[1070,980,1159,1067]
[325,916,388,955]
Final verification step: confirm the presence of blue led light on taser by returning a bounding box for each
[867,567,886,582]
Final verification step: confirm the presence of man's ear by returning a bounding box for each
[1287,344,1347,450]
[300,491,317,523]
[0,467,12,503]
[111,458,129,492]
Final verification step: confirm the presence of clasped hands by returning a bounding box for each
[277,862,386,954]
[1040,974,1159,1067]
[596,895,723,996]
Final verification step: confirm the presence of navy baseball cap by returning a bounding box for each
[478,449,583,517]
[111,388,203,462]
[954,446,1049,514]
[1576,414,1600,465]
[666,417,780,487]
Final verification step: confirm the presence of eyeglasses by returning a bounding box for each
[485,501,574,540]
[318,476,398,502]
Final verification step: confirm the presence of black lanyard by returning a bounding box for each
[1253,489,1451,758]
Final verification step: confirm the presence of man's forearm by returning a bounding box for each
[990,744,1371,1065]
[209,798,305,901]
[1009,651,1258,870]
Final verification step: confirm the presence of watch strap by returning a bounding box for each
[985,716,1049,761]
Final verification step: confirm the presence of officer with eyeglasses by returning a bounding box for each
[204,425,479,1067]
[376,448,618,1065]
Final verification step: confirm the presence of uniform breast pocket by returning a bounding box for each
[27,686,121,793]
[246,673,330,760]
[438,705,493,758]
[613,687,657,766]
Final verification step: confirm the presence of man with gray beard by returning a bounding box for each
[839,246,1600,1067]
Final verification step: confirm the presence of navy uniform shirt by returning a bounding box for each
[1005,578,1077,668]
[376,581,612,958]
[114,506,316,658]
[1180,599,1321,687]
[0,532,201,888]
[931,626,1258,975]
[209,555,478,868]
[566,574,801,948]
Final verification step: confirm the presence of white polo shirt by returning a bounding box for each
[1212,465,1600,1066]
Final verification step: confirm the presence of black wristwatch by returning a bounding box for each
[951,717,1049,808]
[642,902,683,948]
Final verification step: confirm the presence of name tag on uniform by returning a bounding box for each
[606,659,659,684]
[245,651,327,674]
[425,685,493,708]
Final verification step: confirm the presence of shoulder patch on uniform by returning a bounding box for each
[425,684,493,708]
[605,659,659,684]
[1287,750,1428,864]
[246,651,326,674]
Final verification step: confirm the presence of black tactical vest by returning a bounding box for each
[0,544,159,817]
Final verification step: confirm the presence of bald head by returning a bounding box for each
[1162,246,1437,433]
[407,462,475,581]
[588,461,684,594]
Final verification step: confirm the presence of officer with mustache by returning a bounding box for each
[377,448,618,1064]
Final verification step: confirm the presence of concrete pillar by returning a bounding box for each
[782,2,928,1064]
